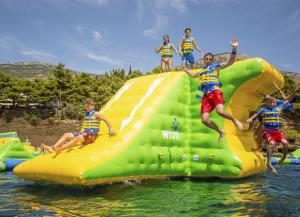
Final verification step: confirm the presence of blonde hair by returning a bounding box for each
[85,98,95,105]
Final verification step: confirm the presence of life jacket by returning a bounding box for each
[161,43,173,58]
[276,99,293,113]
[82,110,100,134]
[182,36,193,54]
[198,63,222,94]
[283,103,293,113]
[260,107,283,130]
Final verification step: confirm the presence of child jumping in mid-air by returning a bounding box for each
[155,35,177,72]
[184,39,244,142]
[178,28,201,69]
[247,96,294,173]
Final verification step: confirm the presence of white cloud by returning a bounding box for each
[149,0,188,13]
[93,31,103,40]
[21,50,55,59]
[32,19,45,27]
[275,9,300,38]
[287,10,300,22]
[136,0,144,18]
[0,32,26,57]
[285,63,291,68]
[143,14,168,39]
[87,53,121,65]
[77,25,84,35]
[139,0,188,39]
[0,32,55,62]
[76,0,108,6]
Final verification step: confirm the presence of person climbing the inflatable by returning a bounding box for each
[178,27,201,68]
[272,81,300,113]
[247,96,293,173]
[253,82,300,151]
[41,99,116,153]
[155,35,178,72]
[183,38,244,142]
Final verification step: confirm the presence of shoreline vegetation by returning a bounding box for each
[0,57,299,151]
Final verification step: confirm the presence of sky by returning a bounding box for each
[0,0,299,74]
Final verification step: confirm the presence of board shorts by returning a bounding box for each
[262,130,288,145]
[201,89,226,113]
[72,130,98,145]
[182,53,195,65]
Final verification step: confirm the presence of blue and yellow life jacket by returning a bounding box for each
[259,107,283,130]
[82,110,100,134]
[197,63,222,94]
[182,36,193,54]
[161,43,173,58]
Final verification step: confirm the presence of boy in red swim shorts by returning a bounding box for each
[247,97,291,173]
[184,39,244,142]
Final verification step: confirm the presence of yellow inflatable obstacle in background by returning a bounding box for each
[15,58,284,186]
[0,132,19,146]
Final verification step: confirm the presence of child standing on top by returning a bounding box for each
[155,35,177,72]
[178,28,201,69]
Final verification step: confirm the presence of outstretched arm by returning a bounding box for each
[178,38,184,56]
[219,39,238,70]
[155,45,163,53]
[95,112,116,136]
[183,67,200,78]
[171,44,178,54]
[192,38,201,53]
[247,112,260,125]
[273,81,287,100]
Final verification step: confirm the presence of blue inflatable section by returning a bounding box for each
[5,158,26,171]
[271,157,300,165]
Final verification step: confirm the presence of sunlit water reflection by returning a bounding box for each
[0,165,299,216]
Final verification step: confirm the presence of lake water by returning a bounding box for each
[0,165,299,217]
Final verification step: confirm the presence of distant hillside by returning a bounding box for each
[0,62,77,78]
[1,57,299,80]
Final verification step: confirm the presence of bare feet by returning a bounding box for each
[218,130,226,143]
[267,163,277,173]
[234,119,244,131]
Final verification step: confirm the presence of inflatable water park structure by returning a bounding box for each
[0,132,38,172]
[14,58,297,186]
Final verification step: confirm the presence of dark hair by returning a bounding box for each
[185,28,191,33]
[163,35,169,44]
[204,53,214,60]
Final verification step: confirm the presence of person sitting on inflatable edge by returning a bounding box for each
[42,99,116,153]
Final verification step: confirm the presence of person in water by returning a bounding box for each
[42,99,116,153]
[155,35,178,71]
[247,97,292,173]
[178,27,201,68]
[183,39,244,142]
